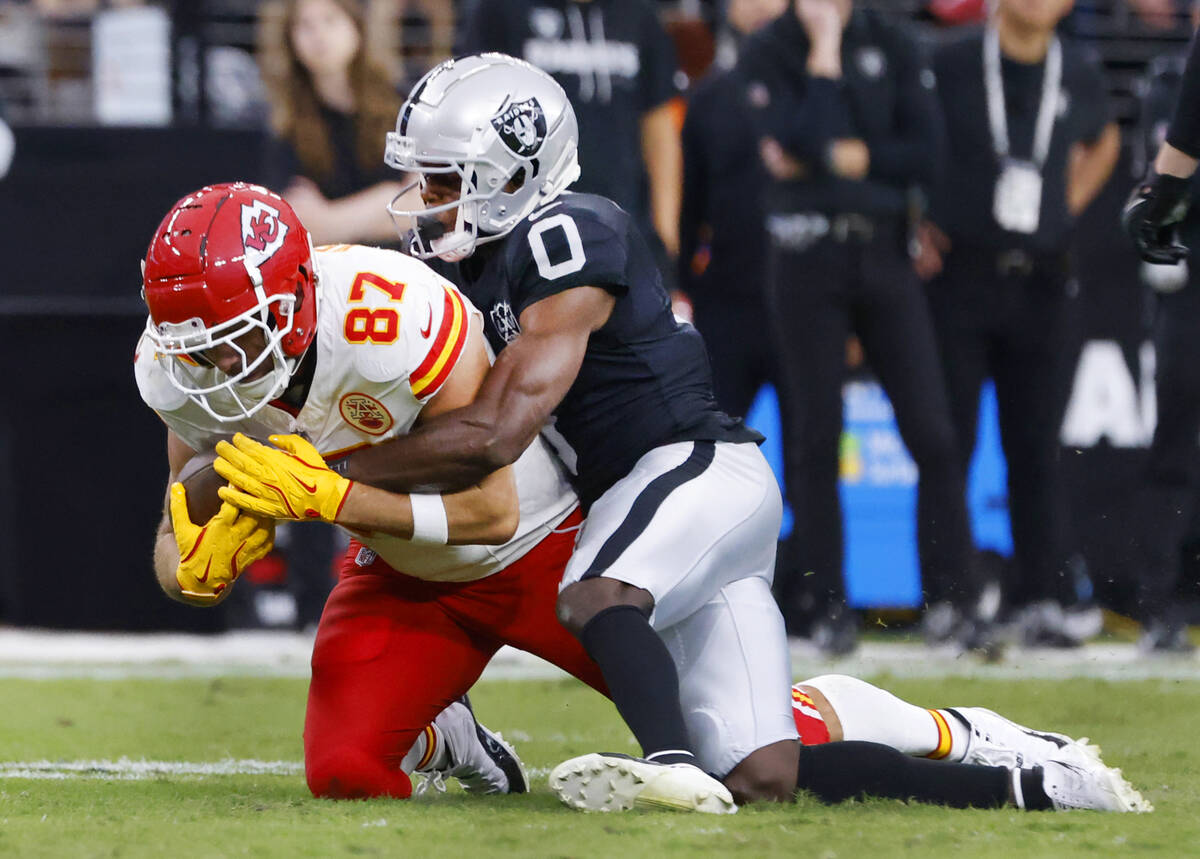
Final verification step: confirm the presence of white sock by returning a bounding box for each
[801,674,966,760]
[933,708,972,763]
[400,723,447,773]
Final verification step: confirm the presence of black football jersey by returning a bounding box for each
[450,193,761,508]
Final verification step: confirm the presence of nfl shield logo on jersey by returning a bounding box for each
[490,301,521,343]
[491,98,546,157]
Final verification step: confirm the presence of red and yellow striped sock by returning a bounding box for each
[925,709,954,760]
[415,725,441,771]
[401,724,445,773]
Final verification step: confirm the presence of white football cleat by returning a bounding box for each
[1039,754,1153,813]
[949,706,1101,769]
[549,753,737,814]
[422,696,528,795]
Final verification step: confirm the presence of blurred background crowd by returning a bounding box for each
[1,0,1198,657]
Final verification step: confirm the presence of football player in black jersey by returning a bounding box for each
[226,53,1141,814]
[380,52,778,813]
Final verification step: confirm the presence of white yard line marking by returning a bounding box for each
[0,758,303,780]
[0,631,1196,681]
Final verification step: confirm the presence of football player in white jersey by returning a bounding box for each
[137,182,604,800]
[143,183,1148,815]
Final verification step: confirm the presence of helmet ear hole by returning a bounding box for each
[295,266,310,308]
[505,166,527,193]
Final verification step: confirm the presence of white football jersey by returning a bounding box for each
[136,243,577,582]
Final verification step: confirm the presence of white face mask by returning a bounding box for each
[171,347,294,423]
[230,354,290,404]
[431,229,477,262]
[149,296,299,422]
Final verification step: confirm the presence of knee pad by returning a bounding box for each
[306,746,413,800]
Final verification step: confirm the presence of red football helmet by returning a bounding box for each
[141,182,319,421]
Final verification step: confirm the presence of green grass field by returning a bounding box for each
[2,673,1198,858]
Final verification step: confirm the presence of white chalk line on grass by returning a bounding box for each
[0,630,1197,681]
[0,758,556,784]
[0,758,303,780]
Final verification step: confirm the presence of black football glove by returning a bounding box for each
[1122,171,1192,265]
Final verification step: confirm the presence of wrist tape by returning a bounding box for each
[409,493,449,544]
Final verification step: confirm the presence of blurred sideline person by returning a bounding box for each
[1125,1,1200,652]
[918,0,1119,645]
[137,182,604,801]
[739,0,981,653]
[258,0,416,246]
[679,0,787,418]
[257,0,419,623]
[233,53,1151,815]
[459,0,684,279]
[1126,2,1200,258]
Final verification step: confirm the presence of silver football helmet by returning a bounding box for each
[385,53,580,261]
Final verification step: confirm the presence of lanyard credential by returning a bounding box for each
[983,27,1062,167]
[983,28,1062,235]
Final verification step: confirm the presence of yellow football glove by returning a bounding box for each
[168,483,275,602]
[214,432,354,523]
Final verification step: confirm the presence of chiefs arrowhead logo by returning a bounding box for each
[244,209,280,251]
[240,200,289,269]
[339,392,394,437]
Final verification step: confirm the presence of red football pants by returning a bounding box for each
[304,509,607,799]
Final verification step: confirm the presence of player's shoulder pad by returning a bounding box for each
[517,193,629,236]
[506,193,628,259]
[133,331,189,412]
[315,244,434,308]
[504,193,630,285]
[316,244,465,385]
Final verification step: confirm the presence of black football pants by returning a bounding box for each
[926,250,1076,606]
[765,227,974,623]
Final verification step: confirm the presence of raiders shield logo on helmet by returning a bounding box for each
[491,98,547,157]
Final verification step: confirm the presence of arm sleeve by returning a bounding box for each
[1166,32,1200,157]
[865,32,943,188]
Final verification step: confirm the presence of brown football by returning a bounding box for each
[176,448,228,525]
